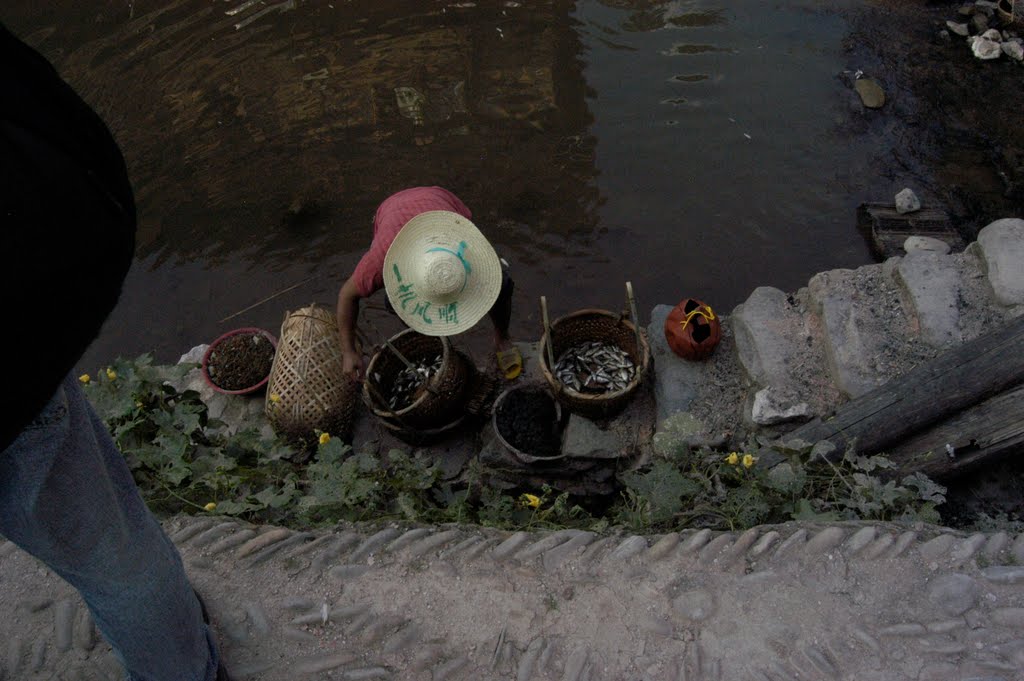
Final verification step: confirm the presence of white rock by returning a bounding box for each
[947,20,970,35]
[1003,40,1024,61]
[895,188,921,214]
[750,387,812,426]
[903,235,951,254]
[970,36,1003,59]
[977,218,1024,306]
[981,28,1003,41]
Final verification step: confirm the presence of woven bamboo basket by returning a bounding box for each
[264,304,358,447]
[376,413,468,446]
[374,369,497,445]
[362,329,475,431]
[539,289,651,420]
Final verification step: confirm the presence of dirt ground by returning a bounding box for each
[838,0,1024,529]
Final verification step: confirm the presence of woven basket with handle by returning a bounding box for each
[362,328,475,431]
[538,283,651,420]
[264,304,358,446]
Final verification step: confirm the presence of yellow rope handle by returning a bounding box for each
[679,303,716,330]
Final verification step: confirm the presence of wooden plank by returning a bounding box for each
[786,314,1024,459]
[886,384,1024,479]
[856,202,964,259]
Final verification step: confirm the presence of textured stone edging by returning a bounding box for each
[4,517,1024,681]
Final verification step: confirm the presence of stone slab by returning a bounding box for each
[562,414,626,459]
[730,286,839,423]
[895,251,964,347]
[648,304,704,423]
[749,386,812,426]
[808,262,935,398]
[731,286,797,387]
[895,250,1005,348]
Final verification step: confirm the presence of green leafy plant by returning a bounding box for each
[84,355,302,521]
[86,355,949,535]
[301,442,450,523]
[86,359,602,529]
[612,439,946,531]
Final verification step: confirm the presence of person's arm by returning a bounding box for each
[336,276,364,381]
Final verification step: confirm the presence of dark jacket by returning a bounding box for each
[0,22,136,451]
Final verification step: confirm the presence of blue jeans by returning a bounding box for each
[0,373,219,681]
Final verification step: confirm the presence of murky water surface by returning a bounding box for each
[5,0,885,367]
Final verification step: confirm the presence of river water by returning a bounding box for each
[4,0,890,369]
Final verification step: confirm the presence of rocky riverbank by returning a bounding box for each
[839,0,1024,239]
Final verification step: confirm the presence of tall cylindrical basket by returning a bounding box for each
[264,304,358,447]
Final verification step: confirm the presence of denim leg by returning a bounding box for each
[0,374,218,681]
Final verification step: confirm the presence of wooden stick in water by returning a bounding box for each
[540,296,556,371]
[218,275,316,324]
[626,281,643,355]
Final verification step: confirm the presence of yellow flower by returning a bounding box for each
[742,454,757,468]
[318,432,331,446]
[520,493,541,509]
[78,374,91,384]
[269,393,281,403]
[203,502,217,512]
[724,452,739,466]
[105,368,117,381]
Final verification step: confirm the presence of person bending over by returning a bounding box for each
[336,186,522,380]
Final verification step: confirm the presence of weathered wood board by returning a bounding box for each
[856,202,965,259]
[785,314,1024,470]
[886,384,1024,479]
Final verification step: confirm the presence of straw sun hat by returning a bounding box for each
[383,210,502,336]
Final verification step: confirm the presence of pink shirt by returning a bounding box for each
[351,186,472,298]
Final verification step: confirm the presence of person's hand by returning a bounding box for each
[342,349,364,383]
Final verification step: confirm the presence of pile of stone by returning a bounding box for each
[945,1,1023,61]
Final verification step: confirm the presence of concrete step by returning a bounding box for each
[808,261,935,399]
[894,249,1007,349]
[731,286,843,426]
[728,217,1024,424]
[4,518,1024,681]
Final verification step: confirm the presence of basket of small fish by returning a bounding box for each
[362,329,475,431]
[538,283,651,420]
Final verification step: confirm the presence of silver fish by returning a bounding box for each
[384,355,443,410]
[553,342,636,395]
